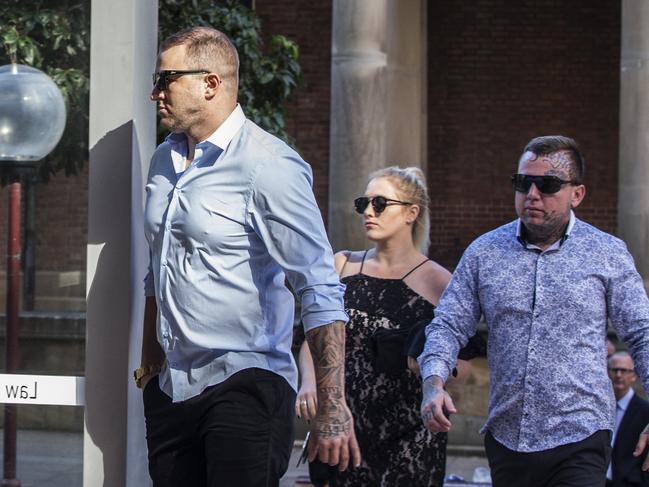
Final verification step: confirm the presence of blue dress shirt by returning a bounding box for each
[419,215,649,452]
[144,106,348,402]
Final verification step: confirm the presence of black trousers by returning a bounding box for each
[143,368,296,487]
[484,430,611,487]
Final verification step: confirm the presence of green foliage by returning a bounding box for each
[0,0,90,179]
[159,0,302,144]
[0,0,301,179]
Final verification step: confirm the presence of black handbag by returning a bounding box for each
[370,320,429,375]
[370,319,485,375]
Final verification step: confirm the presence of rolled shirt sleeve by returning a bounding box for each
[246,153,348,332]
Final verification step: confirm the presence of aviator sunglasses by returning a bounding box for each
[152,69,210,91]
[354,196,412,215]
[511,174,577,195]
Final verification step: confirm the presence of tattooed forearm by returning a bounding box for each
[306,321,346,391]
[306,321,351,439]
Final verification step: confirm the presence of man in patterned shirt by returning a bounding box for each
[418,135,649,487]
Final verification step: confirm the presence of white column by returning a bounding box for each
[85,2,157,486]
[619,0,649,286]
[328,0,426,250]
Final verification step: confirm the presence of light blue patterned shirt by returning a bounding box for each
[144,105,347,402]
[419,215,649,452]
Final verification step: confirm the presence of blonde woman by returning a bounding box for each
[296,166,482,486]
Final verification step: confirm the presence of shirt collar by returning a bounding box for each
[516,210,576,250]
[202,104,246,151]
[618,388,635,411]
[165,103,246,152]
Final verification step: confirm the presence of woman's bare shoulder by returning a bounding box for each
[408,259,452,305]
[334,249,368,277]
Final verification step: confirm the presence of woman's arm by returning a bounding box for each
[296,340,318,420]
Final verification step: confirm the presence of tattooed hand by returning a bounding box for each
[420,375,456,433]
[633,422,649,471]
[306,321,361,471]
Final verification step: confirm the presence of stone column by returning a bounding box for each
[84,1,157,486]
[619,0,649,286]
[328,0,426,250]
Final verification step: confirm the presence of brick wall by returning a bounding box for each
[427,0,621,269]
[255,0,333,222]
[0,167,88,273]
[33,168,88,273]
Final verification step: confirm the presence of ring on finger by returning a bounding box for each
[301,400,308,405]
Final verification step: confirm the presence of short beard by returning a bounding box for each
[523,210,570,247]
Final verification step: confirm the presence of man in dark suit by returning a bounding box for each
[607,351,649,487]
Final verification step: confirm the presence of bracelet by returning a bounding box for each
[133,364,163,388]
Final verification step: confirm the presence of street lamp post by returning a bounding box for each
[0,63,66,487]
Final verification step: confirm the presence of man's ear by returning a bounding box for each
[570,184,586,209]
[204,73,222,100]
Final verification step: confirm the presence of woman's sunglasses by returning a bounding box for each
[354,196,412,215]
[511,174,577,195]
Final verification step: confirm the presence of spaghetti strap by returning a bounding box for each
[359,249,370,274]
[401,258,430,280]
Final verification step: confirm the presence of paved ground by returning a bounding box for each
[0,430,83,487]
[280,442,490,486]
[0,430,490,486]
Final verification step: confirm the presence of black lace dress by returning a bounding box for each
[335,269,446,487]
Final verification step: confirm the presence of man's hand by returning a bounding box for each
[633,423,649,471]
[305,321,362,471]
[307,392,361,471]
[420,375,457,433]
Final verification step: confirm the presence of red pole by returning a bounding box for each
[1,180,21,487]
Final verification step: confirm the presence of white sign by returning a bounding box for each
[0,374,84,406]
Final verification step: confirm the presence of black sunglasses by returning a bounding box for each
[152,69,210,91]
[354,196,412,215]
[511,174,577,195]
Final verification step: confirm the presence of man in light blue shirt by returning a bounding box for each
[419,135,649,487]
[136,26,360,486]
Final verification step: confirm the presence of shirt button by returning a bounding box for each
[162,260,167,266]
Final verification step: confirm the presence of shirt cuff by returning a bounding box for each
[420,358,451,384]
[301,310,349,333]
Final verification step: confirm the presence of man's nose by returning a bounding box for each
[525,183,541,198]
[150,86,162,101]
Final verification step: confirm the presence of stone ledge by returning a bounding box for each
[0,312,85,340]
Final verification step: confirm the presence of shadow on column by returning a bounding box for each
[85,121,133,487]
